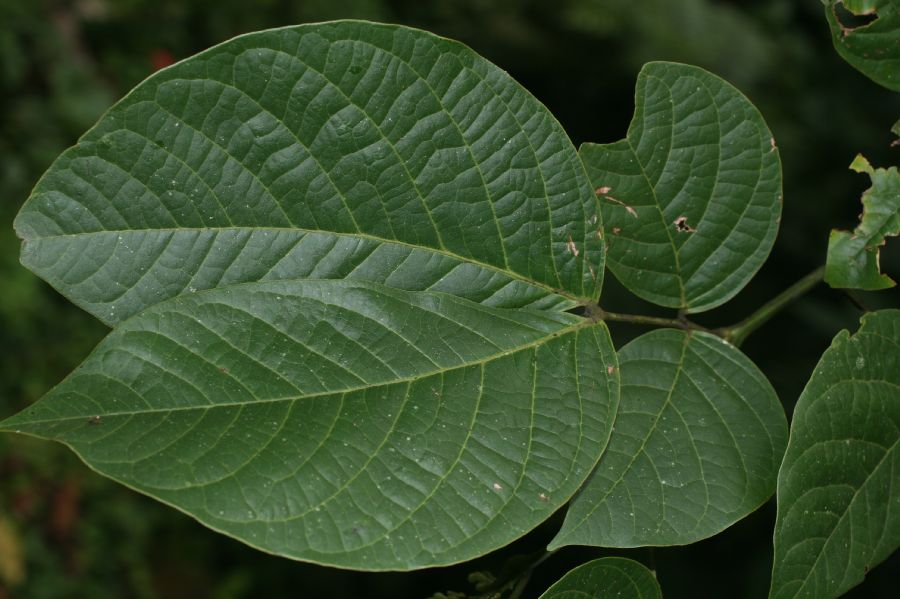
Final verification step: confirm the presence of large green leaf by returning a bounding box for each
[770,309,900,599]
[825,155,900,290]
[550,329,787,549]
[580,62,781,312]
[0,280,619,570]
[538,557,662,599]
[824,0,900,91]
[14,21,603,326]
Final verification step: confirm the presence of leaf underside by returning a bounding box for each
[824,0,900,92]
[3,21,795,573]
[770,309,900,599]
[825,155,900,290]
[580,61,782,313]
[0,280,620,570]
[15,21,603,326]
[538,557,662,599]
[551,328,787,549]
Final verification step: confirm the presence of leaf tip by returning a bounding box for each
[849,153,873,175]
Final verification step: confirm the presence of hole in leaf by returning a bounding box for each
[674,216,696,233]
[566,304,589,318]
[834,2,878,35]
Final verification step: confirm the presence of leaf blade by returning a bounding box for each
[0,280,620,570]
[580,61,781,312]
[538,557,662,599]
[550,328,787,549]
[15,21,603,325]
[770,309,900,599]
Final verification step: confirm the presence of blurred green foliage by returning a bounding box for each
[0,1,896,598]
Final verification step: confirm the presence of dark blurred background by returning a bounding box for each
[0,1,897,597]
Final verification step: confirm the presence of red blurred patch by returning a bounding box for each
[150,48,175,71]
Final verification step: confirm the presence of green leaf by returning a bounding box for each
[538,557,661,599]
[824,0,900,91]
[14,21,603,326]
[550,329,787,549]
[825,155,900,290]
[579,62,781,313]
[770,309,900,599]
[0,280,619,570]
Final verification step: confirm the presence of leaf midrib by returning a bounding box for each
[553,331,692,545]
[0,319,591,429]
[21,225,580,302]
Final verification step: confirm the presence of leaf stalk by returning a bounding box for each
[589,305,711,333]
[717,266,825,347]
[590,265,825,347]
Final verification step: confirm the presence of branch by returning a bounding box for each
[717,266,825,347]
[587,305,712,333]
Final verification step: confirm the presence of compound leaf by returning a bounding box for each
[580,62,781,313]
[770,309,900,599]
[550,328,787,549]
[0,280,620,570]
[824,0,900,91]
[15,21,603,326]
[825,155,900,290]
[538,557,662,599]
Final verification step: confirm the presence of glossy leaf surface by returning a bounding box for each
[538,557,662,599]
[580,62,781,313]
[15,21,603,326]
[551,328,787,549]
[0,280,619,570]
[770,310,900,599]
[825,155,900,290]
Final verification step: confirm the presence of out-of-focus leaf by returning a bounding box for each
[0,516,25,586]
[770,309,900,599]
[825,155,899,290]
[580,62,781,313]
[824,0,900,91]
[538,557,661,599]
[550,329,787,549]
[0,280,620,570]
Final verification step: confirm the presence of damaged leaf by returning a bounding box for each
[824,0,900,91]
[825,154,900,290]
[580,62,782,313]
